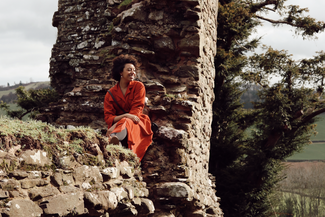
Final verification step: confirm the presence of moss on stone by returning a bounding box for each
[118,0,132,9]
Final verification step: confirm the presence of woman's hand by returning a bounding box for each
[125,114,140,124]
[106,122,117,137]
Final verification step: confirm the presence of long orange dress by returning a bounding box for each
[104,80,153,160]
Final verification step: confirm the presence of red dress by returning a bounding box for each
[104,81,153,160]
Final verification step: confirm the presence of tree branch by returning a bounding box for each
[300,107,325,126]
[18,110,31,120]
[255,15,295,26]
[264,107,325,148]
[264,7,276,12]
[250,0,278,13]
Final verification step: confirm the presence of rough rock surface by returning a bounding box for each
[0,148,153,216]
[37,0,222,216]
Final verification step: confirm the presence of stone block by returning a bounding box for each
[0,179,20,191]
[20,150,51,167]
[0,190,9,199]
[120,3,147,23]
[59,185,79,194]
[27,171,42,179]
[101,167,119,180]
[178,34,200,56]
[138,198,155,214]
[110,187,128,201]
[20,179,49,189]
[118,161,133,178]
[40,192,86,216]
[175,65,199,79]
[156,126,188,143]
[149,10,164,21]
[8,171,28,180]
[2,199,43,217]
[9,191,19,198]
[155,182,193,200]
[84,190,118,211]
[73,165,103,186]
[28,185,60,201]
[154,36,175,52]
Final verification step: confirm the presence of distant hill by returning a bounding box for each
[0,81,51,103]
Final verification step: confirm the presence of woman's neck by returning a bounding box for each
[119,79,129,89]
[119,79,130,96]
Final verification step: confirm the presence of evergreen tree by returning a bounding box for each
[210,1,325,216]
[0,86,59,120]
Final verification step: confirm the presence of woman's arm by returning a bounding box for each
[104,92,117,127]
[113,113,140,124]
[104,92,140,127]
[128,82,146,116]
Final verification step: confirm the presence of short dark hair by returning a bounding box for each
[111,54,139,81]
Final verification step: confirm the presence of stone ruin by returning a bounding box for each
[1,0,222,216]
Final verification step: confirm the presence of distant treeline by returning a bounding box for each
[1,82,260,106]
[0,82,51,103]
[0,82,28,91]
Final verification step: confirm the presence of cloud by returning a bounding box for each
[0,0,57,87]
[251,0,325,60]
[0,0,324,87]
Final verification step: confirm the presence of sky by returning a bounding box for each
[0,0,325,87]
[0,0,58,87]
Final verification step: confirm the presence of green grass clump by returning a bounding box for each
[118,0,132,9]
[0,116,58,143]
[0,116,106,145]
[70,139,84,154]
[106,144,139,168]
[0,116,141,169]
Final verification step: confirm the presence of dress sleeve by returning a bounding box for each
[104,92,117,128]
[129,82,146,116]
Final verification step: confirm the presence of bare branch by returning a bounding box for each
[255,15,294,26]
[300,107,325,126]
[264,7,276,12]
[250,0,278,13]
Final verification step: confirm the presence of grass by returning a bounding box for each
[274,161,325,216]
[311,116,325,141]
[0,116,140,169]
[287,143,325,160]
[0,104,18,116]
[287,115,325,161]
[243,115,325,161]
[274,191,325,217]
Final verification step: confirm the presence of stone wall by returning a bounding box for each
[0,139,154,217]
[39,0,222,216]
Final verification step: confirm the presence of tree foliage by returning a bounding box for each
[0,87,59,120]
[210,0,325,216]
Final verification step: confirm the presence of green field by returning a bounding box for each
[287,143,325,160]
[288,115,325,160]
[311,115,325,141]
[0,104,18,115]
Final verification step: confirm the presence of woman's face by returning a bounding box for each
[120,63,136,82]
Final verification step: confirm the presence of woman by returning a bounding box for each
[104,54,153,161]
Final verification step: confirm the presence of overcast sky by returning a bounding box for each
[0,0,325,87]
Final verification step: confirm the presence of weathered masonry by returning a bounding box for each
[39,0,222,216]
